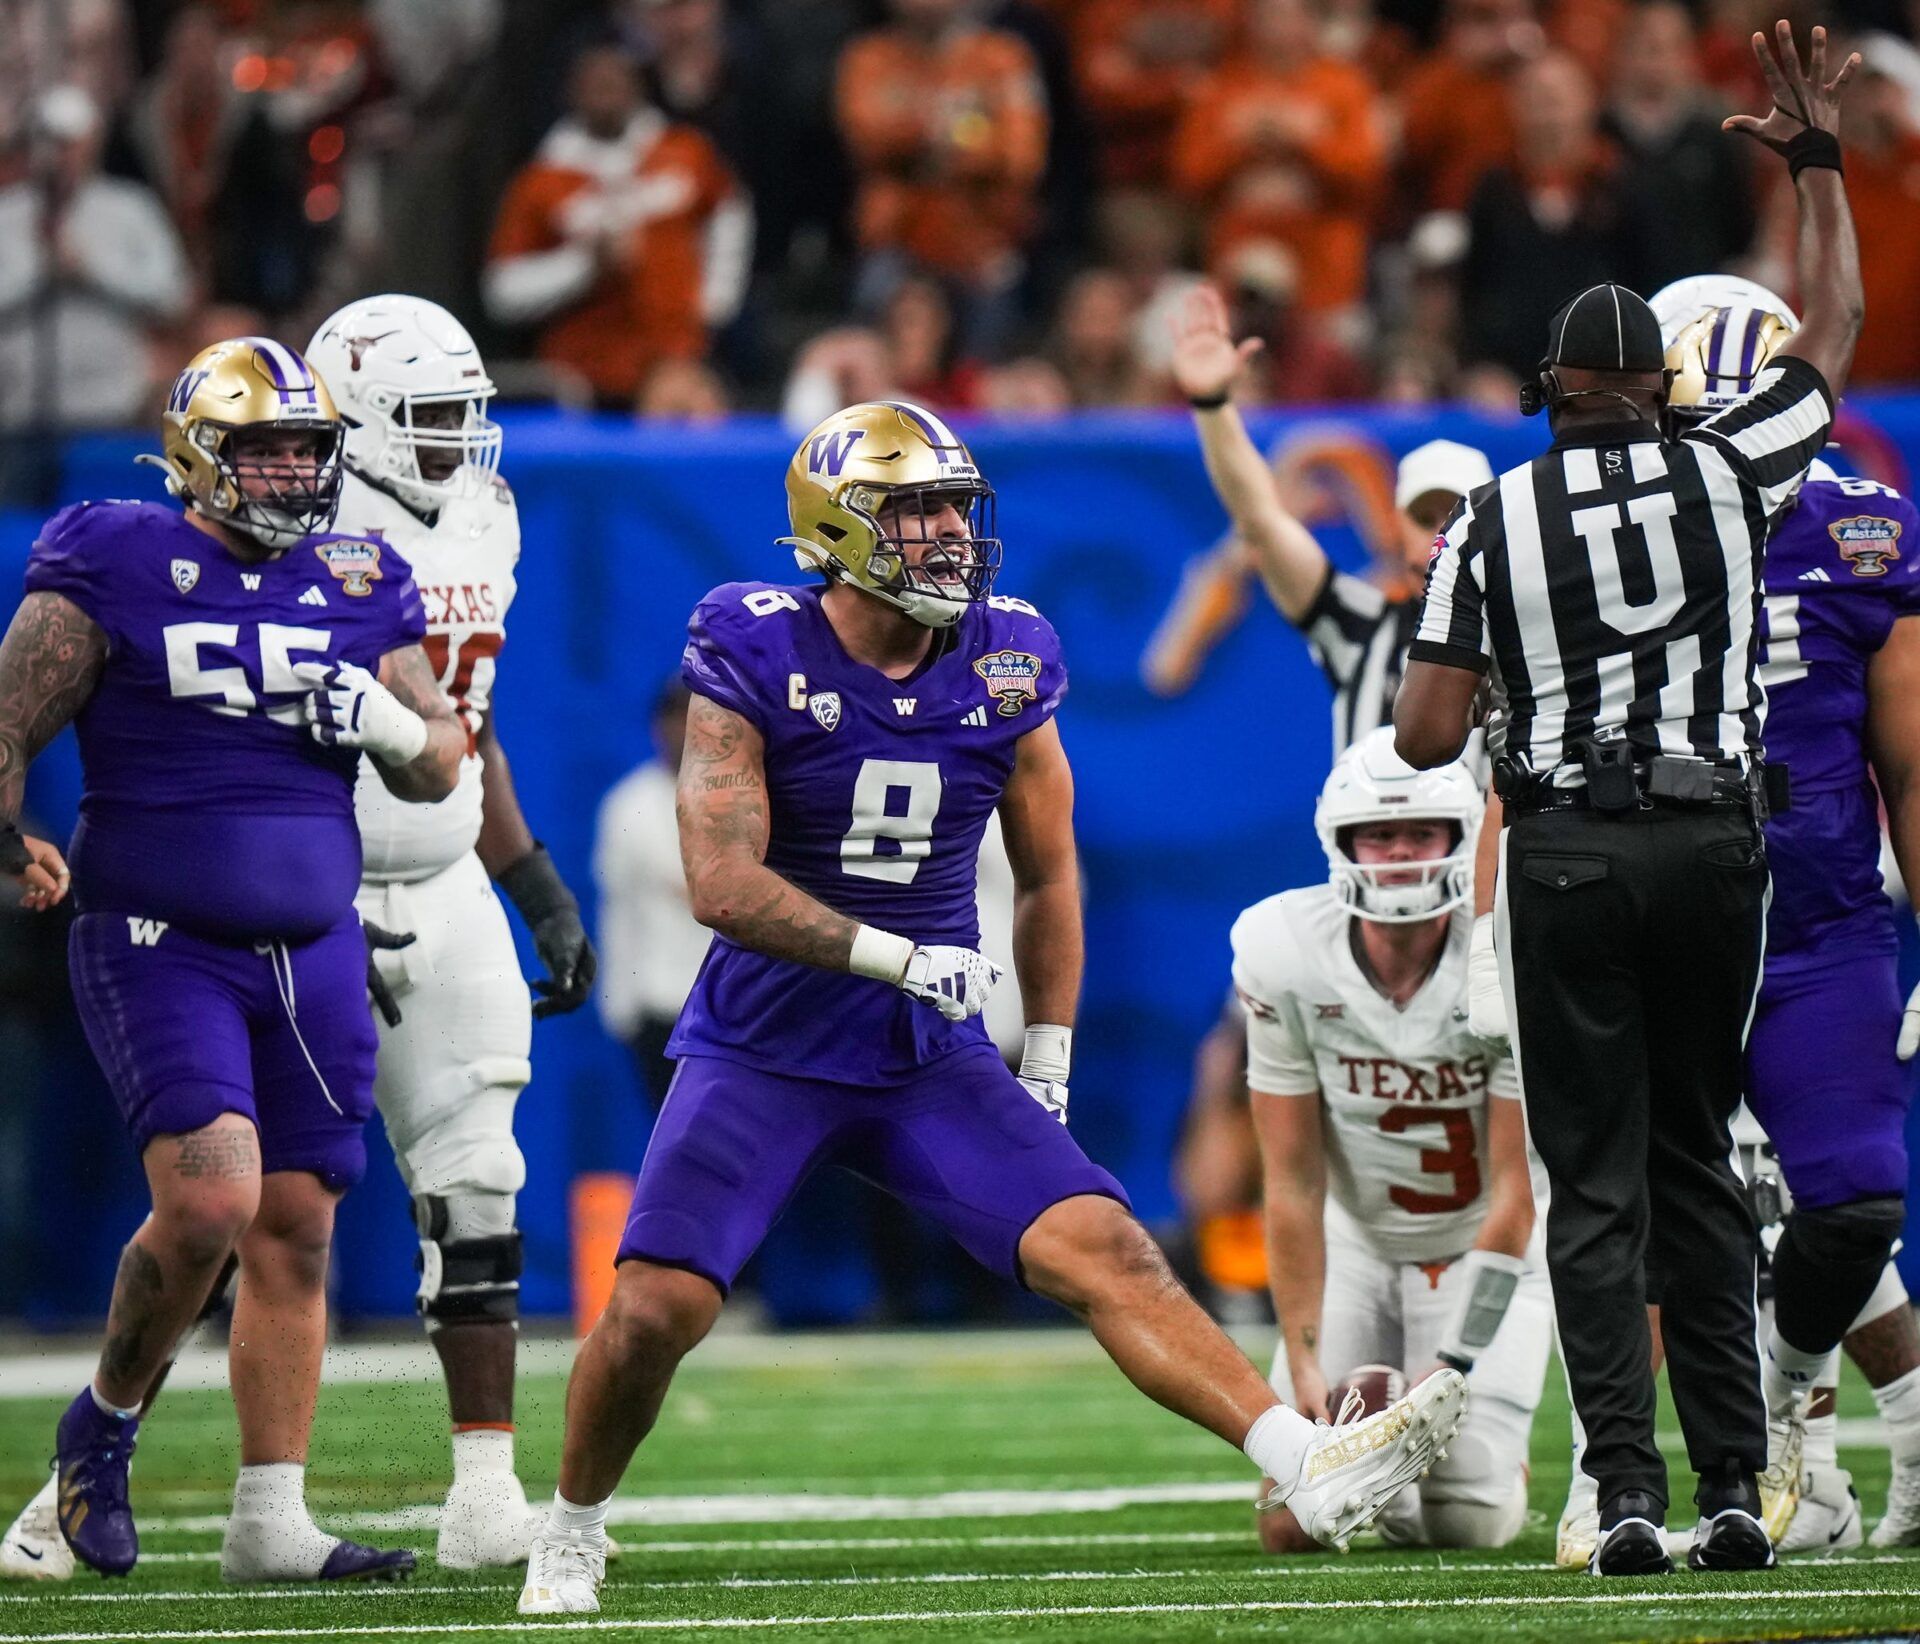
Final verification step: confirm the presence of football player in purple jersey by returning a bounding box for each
[517,401,1470,1614]
[0,338,463,1584]
[1648,276,1920,1553]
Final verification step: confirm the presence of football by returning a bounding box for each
[1330,1362,1407,1420]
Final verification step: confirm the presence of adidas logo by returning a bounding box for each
[961,705,989,727]
[298,585,328,606]
[1797,567,1831,583]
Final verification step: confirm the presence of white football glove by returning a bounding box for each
[901,943,1003,1023]
[1467,913,1510,1049]
[293,661,428,765]
[1018,1023,1071,1125]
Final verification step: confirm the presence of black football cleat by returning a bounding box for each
[1590,1492,1673,1576]
[1689,1507,1776,1570]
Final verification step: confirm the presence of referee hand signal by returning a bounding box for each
[1722,21,1859,154]
[1171,284,1264,409]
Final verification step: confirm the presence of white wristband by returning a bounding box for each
[849,924,915,985]
[1437,1248,1528,1367]
[1020,1023,1072,1084]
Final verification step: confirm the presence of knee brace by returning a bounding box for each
[1850,1259,1911,1336]
[413,1193,521,1330]
[1773,1196,1907,1353]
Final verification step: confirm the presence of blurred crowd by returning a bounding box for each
[5,0,1920,440]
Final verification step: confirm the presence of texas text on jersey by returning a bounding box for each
[1232,886,1520,1264]
[349,468,520,880]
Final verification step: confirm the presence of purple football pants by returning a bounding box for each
[617,1047,1129,1292]
[69,909,377,1190]
[1747,950,1911,1209]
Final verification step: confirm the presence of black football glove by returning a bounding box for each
[362,917,416,1028]
[498,842,596,1019]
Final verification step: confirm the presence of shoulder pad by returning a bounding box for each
[1229,888,1326,1011]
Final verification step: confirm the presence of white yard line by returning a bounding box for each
[6,1588,1916,1644]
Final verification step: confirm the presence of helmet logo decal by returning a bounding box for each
[974,650,1042,717]
[806,429,868,479]
[314,537,383,597]
[167,368,210,415]
[1832,515,1903,578]
[807,690,842,732]
[169,559,201,594]
[345,331,398,371]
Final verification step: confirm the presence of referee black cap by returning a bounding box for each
[1544,284,1665,373]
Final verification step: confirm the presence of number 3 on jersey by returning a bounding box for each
[842,758,942,883]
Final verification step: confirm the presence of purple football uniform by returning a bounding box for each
[624,583,1125,1290]
[26,501,426,1184]
[1748,474,1920,1207]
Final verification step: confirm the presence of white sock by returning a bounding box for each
[223,1463,338,1577]
[1242,1403,1318,1498]
[89,1384,139,1421]
[233,1463,311,1521]
[1872,1365,1920,1465]
[547,1490,610,1539]
[451,1428,515,1484]
[1803,1397,1839,1470]
[1763,1328,1829,1417]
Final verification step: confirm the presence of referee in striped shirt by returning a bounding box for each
[1395,22,1863,1576]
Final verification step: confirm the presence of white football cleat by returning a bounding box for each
[1779,1464,1863,1555]
[438,1472,545,1570]
[518,1527,606,1615]
[0,1473,72,1581]
[1556,1469,1599,1571]
[1760,1402,1806,1546]
[1869,1455,1920,1547]
[1261,1369,1468,1552]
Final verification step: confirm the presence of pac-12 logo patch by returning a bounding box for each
[973,649,1042,717]
[1831,514,1902,578]
[169,558,200,594]
[314,537,383,597]
[808,690,842,732]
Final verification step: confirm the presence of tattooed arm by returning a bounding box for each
[0,590,106,908]
[677,692,860,971]
[370,643,466,802]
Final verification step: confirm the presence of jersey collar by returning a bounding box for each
[1550,419,1663,451]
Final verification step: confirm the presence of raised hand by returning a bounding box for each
[1722,20,1860,155]
[1170,284,1263,406]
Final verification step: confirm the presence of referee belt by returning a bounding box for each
[1501,757,1763,818]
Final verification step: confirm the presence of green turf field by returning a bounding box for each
[3,1328,1917,1642]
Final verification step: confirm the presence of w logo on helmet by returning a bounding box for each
[806,429,867,480]
[167,368,210,415]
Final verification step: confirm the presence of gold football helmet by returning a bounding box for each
[1652,276,1798,432]
[780,400,1000,629]
[154,336,345,550]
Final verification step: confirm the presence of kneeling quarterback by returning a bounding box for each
[1235,729,1551,1553]
[517,403,1466,1613]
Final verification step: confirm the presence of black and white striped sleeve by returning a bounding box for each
[1682,354,1834,514]
[1298,567,1388,689]
[1407,501,1490,674]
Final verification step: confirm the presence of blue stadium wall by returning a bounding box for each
[6,398,1920,1326]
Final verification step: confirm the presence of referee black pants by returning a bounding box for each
[1499,805,1769,1509]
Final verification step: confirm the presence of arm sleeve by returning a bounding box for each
[1406,499,1491,674]
[1298,567,1387,688]
[681,592,774,734]
[1234,968,1319,1094]
[1683,355,1836,515]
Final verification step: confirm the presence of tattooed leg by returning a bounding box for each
[1845,1299,1920,1388]
[95,1115,261,1409]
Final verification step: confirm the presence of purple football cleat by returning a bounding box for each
[54,1390,139,1576]
[317,1540,416,1581]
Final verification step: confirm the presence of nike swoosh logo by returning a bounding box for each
[11,1544,43,1561]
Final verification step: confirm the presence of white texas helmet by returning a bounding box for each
[1315,726,1481,924]
[306,293,501,513]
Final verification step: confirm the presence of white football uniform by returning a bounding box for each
[1232,885,1552,1546]
[345,468,532,1201]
